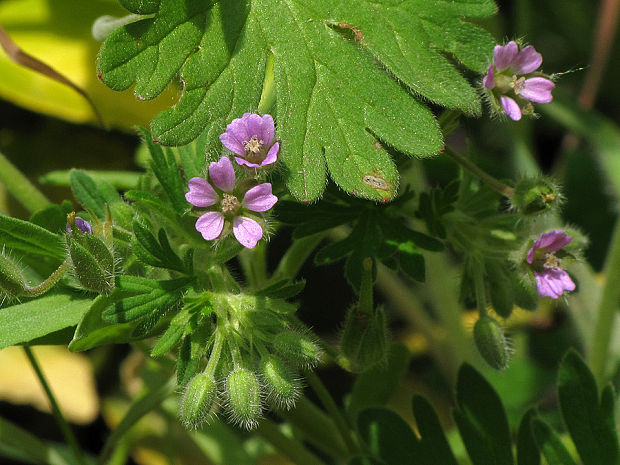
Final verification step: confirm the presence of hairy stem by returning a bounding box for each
[444,148,515,198]
[256,418,327,465]
[305,371,358,455]
[25,259,70,297]
[0,151,49,213]
[589,216,620,386]
[23,346,85,465]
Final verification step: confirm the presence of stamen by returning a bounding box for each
[221,193,241,216]
[543,252,560,269]
[510,76,526,95]
[243,135,264,154]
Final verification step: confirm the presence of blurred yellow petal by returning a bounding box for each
[0,345,98,424]
[0,0,179,128]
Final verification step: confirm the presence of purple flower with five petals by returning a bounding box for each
[526,230,575,299]
[220,113,279,168]
[186,156,278,249]
[483,41,555,121]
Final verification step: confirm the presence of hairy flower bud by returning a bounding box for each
[226,368,262,429]
[474,315,510,370]
[340,306,388,373]
[179,373,217,429]
[512,177,560,216]
[261,355,299,409]
[68,234,115,295]
[273,330,321,368]
[0,253,28,299]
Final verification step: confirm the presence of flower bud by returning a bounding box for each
[486,263,514,318]
[179,373,217,429]
[474,315,510,370]
[226,368,262,429]
[273,330,321,368]
[512,177,559,216]
[0,253,28,299]
[340,306,388,373]
[68,234,115,295]
[261,355,299,409]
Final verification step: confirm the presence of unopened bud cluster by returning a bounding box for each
[168,291,320,430]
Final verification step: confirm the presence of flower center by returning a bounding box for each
[243,135,264,154]
[543,252,560,269]
[221,193,241,216]
[510,76,526,95]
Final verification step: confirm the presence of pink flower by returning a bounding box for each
[185,156,278,249]
[483,41,555,121]
[220,113,279,168]
[526,230,575,299]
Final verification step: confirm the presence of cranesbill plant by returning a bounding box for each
[0,1,618,464]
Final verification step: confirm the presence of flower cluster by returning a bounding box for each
[526,230,575,299]
[187,113,280,249]
[483,41,555,121]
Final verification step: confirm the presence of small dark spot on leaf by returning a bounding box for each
[338,23,363,42]
[362,174,390,191]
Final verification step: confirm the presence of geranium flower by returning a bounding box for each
[483,41,555,121]
[220,113,279,168]
[186,156,278,249]
[526,230,575,299]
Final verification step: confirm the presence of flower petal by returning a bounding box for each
[521,77,555,103]
[261,114,275,146]
[531,230,573,255]
[234,157,261,168]
[535,268,575,299]
[500,96,522,121]
[243,183,278,212]
[512,45,542,74]
[245,113,264,139]
[233,216,263,249]
[220,131,246,156]
[494,41,518,72]
[195,212,225,240]
[186,177,218,207]
[262,141,279,166]
[483,64,495,89]
[209,156,236,192]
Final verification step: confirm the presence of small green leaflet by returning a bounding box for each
[98,0,496,201]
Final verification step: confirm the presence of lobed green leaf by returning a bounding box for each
[99,0,497,201]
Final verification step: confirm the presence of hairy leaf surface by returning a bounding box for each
[99,0,496,201]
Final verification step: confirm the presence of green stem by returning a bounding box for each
[279,397,349,461]
[272,232,327,282]
[25,259,70,297]
[256,418,327,465]
[23,346,85,465]
[589,216,620,386]
[375,262,458,381]
[97,377,177,465]
[444,148,515,198]
[258,52,276,114]
[305,371,358,455]
[0,151,49,213]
